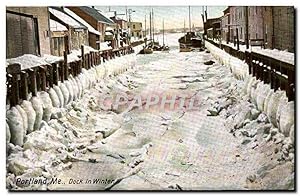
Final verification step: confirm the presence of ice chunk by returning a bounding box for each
[53,85,64,108]
[21,100,36,133]
[16,105,28,135]
[48,88,60,108]
[38,91,53,122]
[267,91,285,126]
[59,82,70,107]
[6,121,10,143]
[279,101,294,137]
[65,80,74,105]
[31,96,43,131]
[7,107,24,146]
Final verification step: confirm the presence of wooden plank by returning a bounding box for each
[64,51,69,80]
[47,64,54,88]
[59,61,65,82]
[52,63,59,86]
[81,45,85,69]
[7,63,21,74]
[39,66,47,91]
[28,69,37,97]
[20,71,28,100]
[10,73,20,106]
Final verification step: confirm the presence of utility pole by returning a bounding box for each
[152,8,154,42]
[145,14,147,38]
[236,28,239,50]
[245,6,249,49]
[189,6,191,32]
[149,11,152,41]
[163,19,164,46]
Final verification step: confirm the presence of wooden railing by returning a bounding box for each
[205,39,295,101]
[6,45,134,107]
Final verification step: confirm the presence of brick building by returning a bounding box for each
[49,19,68,56]
[49,7,89,53]
[64,7,101,50]
[68,6,115,43]
[6,7,51,58]
[219,6,294,52]
[273,7,295,52]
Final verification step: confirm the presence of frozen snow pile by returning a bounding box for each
[7,45,99,70]
[6,54,50,70]
[6,52,137,147]
[6,50,138,190]
[252,47,294,65]
[207,39,294,65]
[206,41,294,142]
[244,75,294,138]
[100,42,113,51]
[205,41,249,80]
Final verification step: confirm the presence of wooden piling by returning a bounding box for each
[39,66,47,91]
[28,68,37,97]
[81,45,85,69]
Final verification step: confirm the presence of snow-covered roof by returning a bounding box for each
[100,42,112,51]
[49,7,85,29]
[50,19,68,32]
[63,7,101,36]
[105,31,113,35]
[106,26,114,31]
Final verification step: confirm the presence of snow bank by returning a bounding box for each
[206,40,294,140]
[6,54,49,70]
[6,48,137,149]
[205,41,248,80]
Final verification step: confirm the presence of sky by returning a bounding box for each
[96,6,226,30]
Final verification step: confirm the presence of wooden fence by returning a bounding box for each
[6,45,134,107]
[205,39,295,101]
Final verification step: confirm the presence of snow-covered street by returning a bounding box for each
[6,33,294,190]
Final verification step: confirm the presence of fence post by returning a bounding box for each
[64,51,69,80]
[28,68,37,97]
[39,66,47,91]
[47,64,53,88]
[81,45,85,69]
[59,61,65,82]
[287,69,295,101]
[52,63,59,86]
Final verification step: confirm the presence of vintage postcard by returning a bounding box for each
[6,5,295,191]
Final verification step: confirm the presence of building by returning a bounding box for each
[49,7,89,54]
[6,7,51,58]
[273,6,295,52]
[128,22,143,39]
[49,19,68,56]
[204,17,221,40]
[220,7,230,42]
[111,16,127,30]
[219,6,294,52]
[67,6,115,43]
[64,7,101,50]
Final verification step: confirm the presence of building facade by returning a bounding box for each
[6,7,51,58]
[128,22,143,39]
[218,6,294,52]
[68,6,115,43]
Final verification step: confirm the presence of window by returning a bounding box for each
[133,24,136,29]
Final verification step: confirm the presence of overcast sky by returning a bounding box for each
[96,6,226,30]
